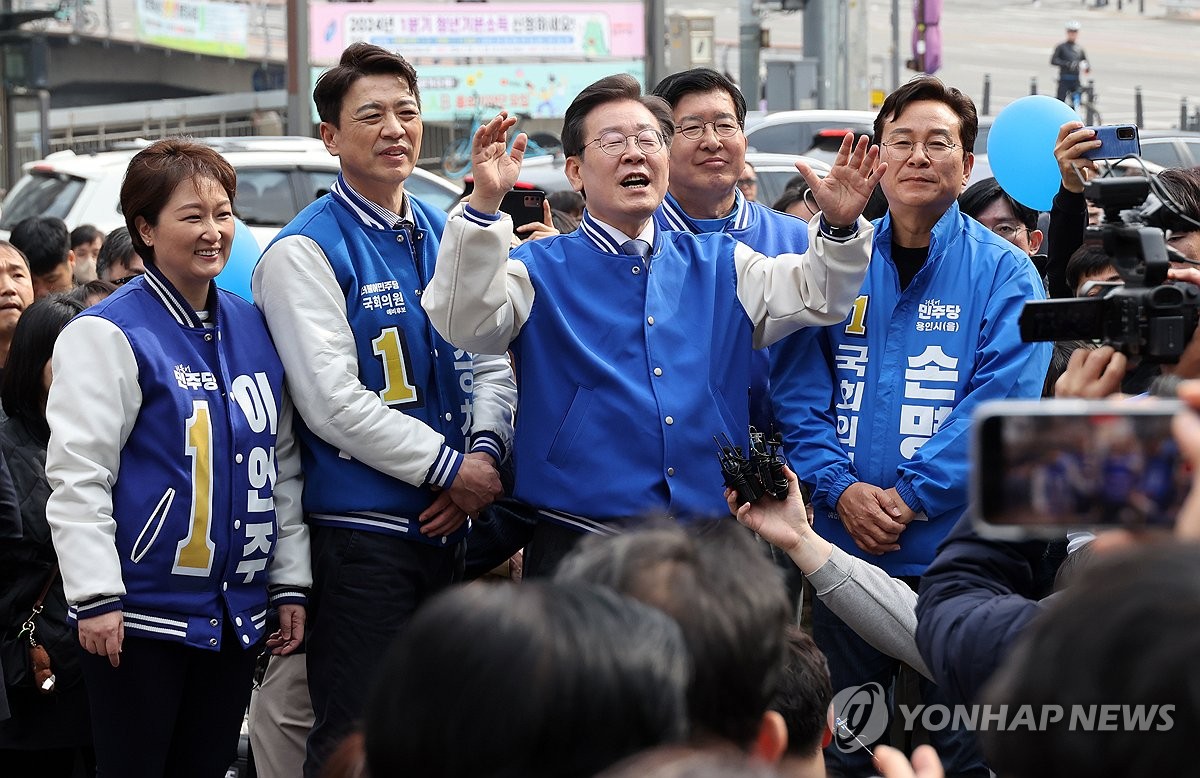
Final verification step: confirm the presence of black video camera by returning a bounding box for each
[1018,176,1200,364]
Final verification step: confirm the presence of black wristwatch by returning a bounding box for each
[819,216,859,241]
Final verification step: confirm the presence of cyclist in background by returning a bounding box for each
[1051,21,1090,106]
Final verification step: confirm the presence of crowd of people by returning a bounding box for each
[1,38,1199,778]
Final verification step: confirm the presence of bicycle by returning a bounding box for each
[440,98,557,179]
[1067,80,1102,126]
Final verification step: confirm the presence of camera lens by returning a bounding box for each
[1118,127,1136,140]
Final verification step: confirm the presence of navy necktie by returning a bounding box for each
[619,239,651,259]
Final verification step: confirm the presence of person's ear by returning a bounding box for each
[750,710,788,764]
[1029,228,1045,255]
[823,703,835,749]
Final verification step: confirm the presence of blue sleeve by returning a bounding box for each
[894,260,1052,518]
[915,514,1047,705]
[770,326,859,514]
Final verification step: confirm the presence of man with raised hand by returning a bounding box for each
[422,73,882,576]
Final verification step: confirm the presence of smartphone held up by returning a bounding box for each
[972,399,1188,538]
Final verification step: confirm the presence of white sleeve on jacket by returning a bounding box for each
[734,216,874,349]
[806,544,931,679]
[468,351,516,459]
[421,207,535,356]
[45,316,142,606]
[253,234,450,486]
[267,391,311,590]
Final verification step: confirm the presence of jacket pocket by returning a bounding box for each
[130,488,175,563]
[546,386,594,470]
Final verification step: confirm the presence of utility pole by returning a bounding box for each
[890,0,900,90]
[738,0,760,108]
[286,0,309,136]
[646,0,667,89]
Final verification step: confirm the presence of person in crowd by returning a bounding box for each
[69,224,103,284]
[738,161,759,202]
[252,43,516,777]
[1065,245,1120,297]
[423,73,880,575]
[770,76,1050,775]
[957,177,1043,257]
[67,279,118,308]
[94,227,145,286]
[44,138,311,778]
[10,217,76,299]
[0,295,91,776]
[363,581,690,778]
[774,183,818,221]
[556,521,791,761]
[0,242,34,374]
[1050,21,1089,104]
[547,189,584,232]
[1158,166,1200,262]
[773,627,834,778]
[978,543,1200,778]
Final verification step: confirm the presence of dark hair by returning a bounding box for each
[69,224,102,249]
[597,745,782,778]
[364,581,689,778]
[772,186,815,215]
[67,278,118,307]
[959,176,1039,230]
[1045,341,1093,398]
[874,75,978,158]
[980,544,1200,778]
[314,42,420,126]
[1156,166,1200,224]
[95,226,136,281]
[120,138,237,266]
[10,216,70,276]
[561,74,674,159]
[651,68,748,125]
[557,520,791,750]
[1065,245,1116,295]
[773,627,832,756]
[1,294,85,425]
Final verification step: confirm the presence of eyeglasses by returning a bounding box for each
[738,178,758,187]
[588,129,664,157]
[880,139,960,162]
[676,120,742,141]
[991,224,1029,241]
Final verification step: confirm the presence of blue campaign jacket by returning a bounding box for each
[654,191,812,435]
[71,267,298,650]
[771,203,1051,575]
[507,222,756,526]
[269,193,473,545]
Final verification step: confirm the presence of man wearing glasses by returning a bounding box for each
[770,76,1050,775]
[958,176,1044,258]
[651,68,818,433]
[424,73,883,575]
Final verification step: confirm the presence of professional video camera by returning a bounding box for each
[1018,174,1200,363]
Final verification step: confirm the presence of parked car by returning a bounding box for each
[1135,130,1200,170]
[0,136,461,245]
[744,109,878,157]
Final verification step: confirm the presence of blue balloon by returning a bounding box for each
[216,218,261,303]
[986,96,1079,212]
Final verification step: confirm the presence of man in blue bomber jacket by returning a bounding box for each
[771,77,1051,776]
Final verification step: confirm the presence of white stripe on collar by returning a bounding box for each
[660,189,750,233]
[143,264,206,328]
[330,174,411,230]
[579,211,656,254]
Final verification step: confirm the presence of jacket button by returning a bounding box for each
[396,234,406,243]
[234,520,241,530]
[204,334,213,341]
[210,618,219,627]
[632,266,640,275]
[235,617,243,627]
[647,316,655,325]
[653,367,663,376]
[235,453,243,464]
[665,416,674,425]
[242,635,251,644]
[667,467,675,476]
[209,638,218,646]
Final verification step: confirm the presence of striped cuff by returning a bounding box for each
[470,431,506,463]
[74,595,123,619]
[268,585,309,608]
[425,445,464,489]
[464,204,503,225]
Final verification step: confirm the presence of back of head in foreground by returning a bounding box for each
[556,520,792,752]
[363,580,690,778]
[980,543,1200,778]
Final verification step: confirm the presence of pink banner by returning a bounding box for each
[310,3,646,64]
